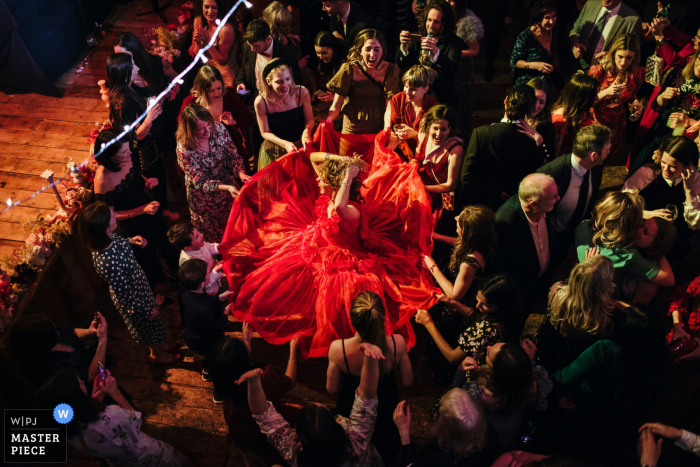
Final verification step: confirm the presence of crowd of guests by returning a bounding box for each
[6,0,700,466]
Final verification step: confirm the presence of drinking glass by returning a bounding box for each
[666,204,679,221]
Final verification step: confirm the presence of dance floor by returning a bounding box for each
[0,0,628,465]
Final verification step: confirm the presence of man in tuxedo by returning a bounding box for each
[495,173,559,325]
[236,19,302,98]
[460,85,541,212]
[570,0,642,69]
[235,20,301,172]
[536,124,611,270]
[322,0,376,48]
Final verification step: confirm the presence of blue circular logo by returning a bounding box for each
[53,404,73,424]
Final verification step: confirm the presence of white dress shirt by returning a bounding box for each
[676,430,700,457]
[624,166,700,230]
[521,200,550,277]
[555,156,592,233]
[254,39,275,95]
[592,2,622,63]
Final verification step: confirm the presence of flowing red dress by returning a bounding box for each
[221,123,440,358]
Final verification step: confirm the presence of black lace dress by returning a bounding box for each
[95,166,179,289]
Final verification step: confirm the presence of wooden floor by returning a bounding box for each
[1,1,628,466]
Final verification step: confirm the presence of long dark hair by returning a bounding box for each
[613,305,673,408]
[449,205,497,275]
[209,336,256,405]
[106,53,146,131]
[315,31,344,75]
[552,73,598,131]
[37,368,103,438]
[488,343,533,414]
[113,32,166,94]
[296,404,351,467]
[8,315,59,385]
[466,274,521,343]
[78,201,113,251]
[349,291,394,373]
[93,129,124,173]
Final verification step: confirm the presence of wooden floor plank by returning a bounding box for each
[0,128,90,152]
[0,116,100,137]
[0,205,58,224]
[56,84,104,99]
[0,172,65,191]
[0,103,107,124]
[0,155,71,176]
[0,188,63,211]
[0,239,24,256]
[0,143,87,164]
[6,94,104,112]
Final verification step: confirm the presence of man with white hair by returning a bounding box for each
[495,173,560,323]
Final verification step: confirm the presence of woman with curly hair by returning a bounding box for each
[221,130,440,358]
[326,29,400,134]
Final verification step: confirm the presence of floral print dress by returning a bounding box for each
[588,65,644,162]
[68,405,186,466]
[176,122,245,243]
[92,234,164,346]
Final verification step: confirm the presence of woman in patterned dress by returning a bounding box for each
[38,368,186,466]
[414,274,521,385]
[587,34,644,165]
[79,202,180,364]
[176,103,250,243]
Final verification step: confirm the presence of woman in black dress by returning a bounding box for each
[92,129,180,304]
[79,202,180,364]
[326,291,413,464]
[106,52,178,222]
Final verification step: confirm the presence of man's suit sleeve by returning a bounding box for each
[396,43,418,70]
[629,15,642,41]
[330,17,340,35]
[461,128,479,187]
[433,38,462,78]
[236,50,249,88]
[570,1,590,40]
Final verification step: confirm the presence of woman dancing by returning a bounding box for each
[221,127,440,358]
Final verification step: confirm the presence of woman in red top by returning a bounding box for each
[179,65,253,160]
[384,65,440,156]
[588,34,644,165]
[550,73,598,156]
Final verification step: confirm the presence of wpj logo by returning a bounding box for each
[4,407,69,463]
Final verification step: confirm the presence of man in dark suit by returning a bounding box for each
[460,85,541,212]
[495,173,559,325]
[235,20,302,172]
[236,19,302,99]
[396,0,464,105]
[322,0,376,49]
[536,124,611,270]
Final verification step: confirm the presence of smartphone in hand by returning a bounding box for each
[97,361,108,381]
[410,34,422,43]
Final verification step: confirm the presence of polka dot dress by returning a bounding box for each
[92,234,165,345]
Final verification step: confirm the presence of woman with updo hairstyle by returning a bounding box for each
[393,388,494,466]
[550,73,599,156]
[254,58,314,169]
[92,129,179,302]
[575,190,675,304]
[180,65,254,159]
[535,255,616,375]
[327,291,413,464]
[79,202,180,364]
[326,29,400,134]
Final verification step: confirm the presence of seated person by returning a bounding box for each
[177,259,231,392]
[453,342,552,446]
[535,255,616,375]
[384,64,439,156]
[392,389,501,467]
[209,332,298,465]
[168,222,223,294]
[414,274,519,383]
[237,341,386,466]
[575,190,675,304]
[668,274,700,350]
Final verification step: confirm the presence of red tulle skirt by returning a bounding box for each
[221,123,440,358]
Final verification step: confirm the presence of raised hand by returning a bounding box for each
[585,246,601,258]
[517,120,543,146]
[143,201,160,215]
[129,236,148,248]
[414,309,432,326]
[459,356,478,372]
[235,368,264,384]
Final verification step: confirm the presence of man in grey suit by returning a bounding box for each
[570,0,642,69]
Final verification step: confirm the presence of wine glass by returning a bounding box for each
[614,72,629,104]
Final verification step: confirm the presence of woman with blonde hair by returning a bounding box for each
[254,58,313,169]
[588,34,644,163]
[262,2,295,46]
[575,190,675,304]
[535,255,616,374]
[327,291,413,464]
[176,103,249,243]
[393,388,494,466]
[326,29,400,134]
[179,65,254,160]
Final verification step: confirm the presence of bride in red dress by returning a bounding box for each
[221,125,440,358]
